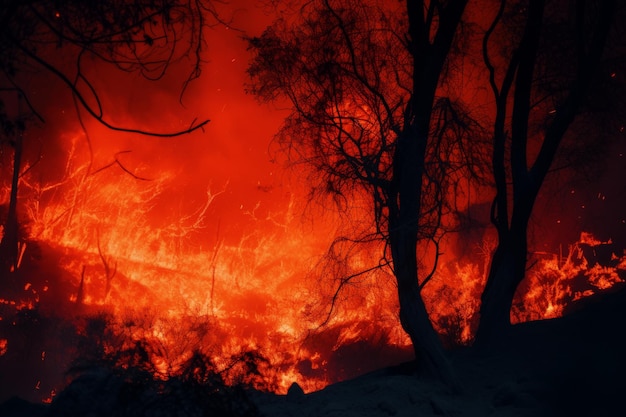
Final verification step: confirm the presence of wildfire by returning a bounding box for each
[511,233,625,323]
[1,130,624,399]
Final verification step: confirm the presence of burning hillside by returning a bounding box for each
[1,0,625,408]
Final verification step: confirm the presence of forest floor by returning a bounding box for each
[252,288,626,417]
[1,286,625,417]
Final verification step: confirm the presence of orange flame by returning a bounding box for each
[2,130,624,394]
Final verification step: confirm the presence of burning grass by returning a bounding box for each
[1,228,623,404]
[1,139,625,401]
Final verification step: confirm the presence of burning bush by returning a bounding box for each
[48,314,261,417]
[47,355,259,416]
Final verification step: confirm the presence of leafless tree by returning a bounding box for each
[248,0,488,389]
[477,0,620,342]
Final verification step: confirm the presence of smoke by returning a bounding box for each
[5,1,306,250]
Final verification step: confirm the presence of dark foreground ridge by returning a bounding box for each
[2,288,625,417]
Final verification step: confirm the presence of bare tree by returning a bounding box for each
[0,0,214,274]
[477,0,619,342]
[248,0,488,389]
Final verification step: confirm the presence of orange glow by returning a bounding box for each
[1,1,625,402]
[511,233,625,324]
[5,134,624,391]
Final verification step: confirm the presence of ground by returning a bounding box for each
[252,287,626,417]
[1,287,625,417]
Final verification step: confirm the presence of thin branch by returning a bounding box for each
[90,150,153,181]
[318,258,392,328]
[8,34,210,137]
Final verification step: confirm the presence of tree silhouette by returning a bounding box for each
[248,0,487,388]
[0,0,214,274]
[477,0,620,343]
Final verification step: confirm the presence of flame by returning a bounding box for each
[511,233,625,323]
[2,133,356,393]
[1,129,624,396]
[1,1,623,403]
[425,261,485,346]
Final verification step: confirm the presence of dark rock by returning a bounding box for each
[286,382,305,403]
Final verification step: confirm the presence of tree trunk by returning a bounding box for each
[392,229,460,391]
[1,130,22,275]
[477,201,532,345]
[389,125,460,391]
[476,240,523,344]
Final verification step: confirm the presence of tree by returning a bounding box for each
[477,0,619,342]
[247,0,485,389]
[0,0,214,274]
